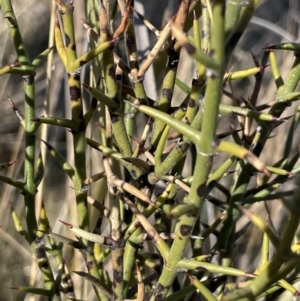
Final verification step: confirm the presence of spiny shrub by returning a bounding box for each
[1,0,300,300]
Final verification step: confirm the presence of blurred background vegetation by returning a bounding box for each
[0,0,299,300]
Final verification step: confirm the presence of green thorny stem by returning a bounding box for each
[99,1,132,158]
[2,0,37,242]
[149,2,226,300]
[151,0,191,148]
[54,2,109,300]
[1,0,62,299]
[55,2,89,231]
